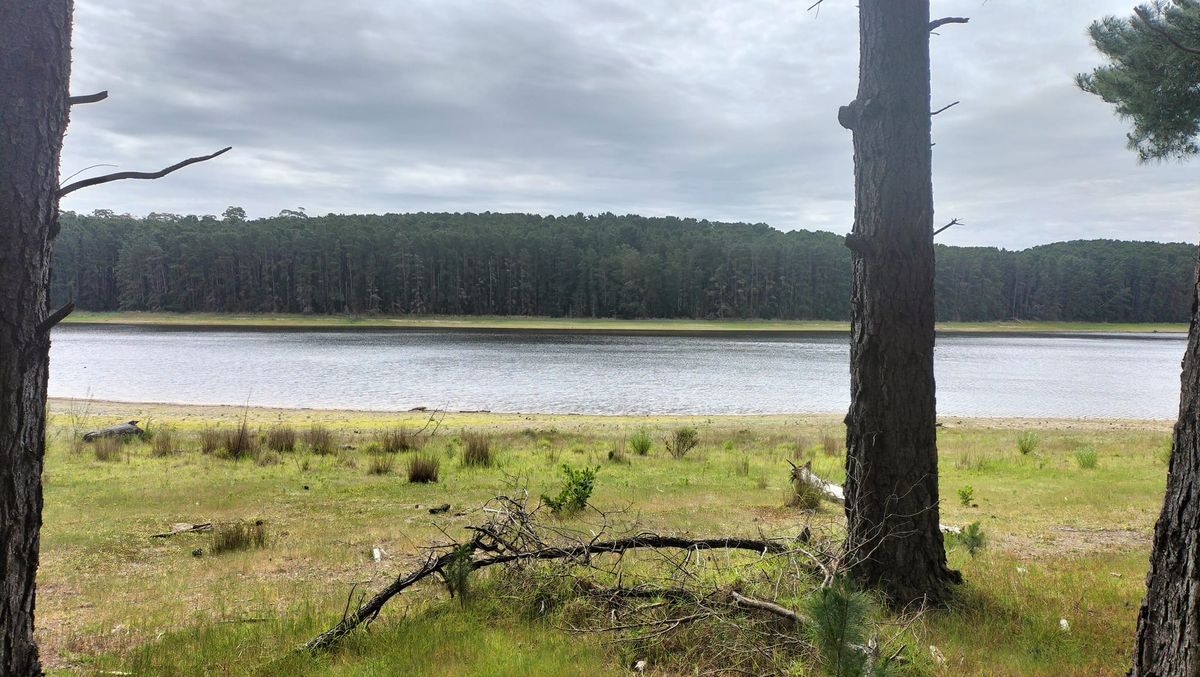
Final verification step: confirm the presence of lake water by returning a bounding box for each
[47,325,1186,418]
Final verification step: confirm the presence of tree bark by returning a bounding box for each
[1130,259,1200,676]
[840,0,959,605]
[0,2,73,674]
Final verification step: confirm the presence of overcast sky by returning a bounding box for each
[62,1,1198,249]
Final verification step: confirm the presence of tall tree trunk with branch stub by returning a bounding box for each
[838,0,960,605]
[0,1,73,674]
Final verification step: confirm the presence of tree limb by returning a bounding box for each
[1134,6,1200,56]
[931,101,960,116]
[68,91,108,106]
[304,533,788,651]
[730,591,807,625]
[929,17,969,32]
[58,147,232,197]
[36,302,74,335]
[933,218,962,237]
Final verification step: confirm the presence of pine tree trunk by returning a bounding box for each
[1130,259,1200,676]
[0,2,72,674]
[840,0,959,605]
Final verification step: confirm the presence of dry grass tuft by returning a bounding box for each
[407,454,441,483]
[265,424,297,452]
[462,431,494,468]
[303,424,335,455]
[93,436,124,462]
[367,453,395,475]
[151,426,181,457]
[211,520,267,555]
[377,426,422,453]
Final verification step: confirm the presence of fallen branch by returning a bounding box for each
[152,522,213,538]
[730,591,807,625]
[304,532,788,651]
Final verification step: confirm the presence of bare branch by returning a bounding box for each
[1134,6,1200,56]
[931,101,960,116]
[933,218,962,237]
[929,17,969,32]
[36,302,74,335]
[68,91,108,106]
[730,591,807,625]
[58,147,232,197]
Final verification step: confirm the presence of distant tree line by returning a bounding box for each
[50,210,1196,323]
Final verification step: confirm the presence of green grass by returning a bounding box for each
[39,400,1171,675]
[61,310,1188,334]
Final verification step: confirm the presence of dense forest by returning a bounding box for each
[51,210,1196,323]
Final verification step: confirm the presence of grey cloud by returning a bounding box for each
[61,0,1198,248]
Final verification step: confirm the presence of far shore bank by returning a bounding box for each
[47,398,1174,432]
[59,311,1189,336]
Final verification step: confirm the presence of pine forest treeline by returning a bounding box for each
[51,210,1196,323]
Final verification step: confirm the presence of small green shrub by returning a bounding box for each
[1075,445,1099,470]
[367,453,395,475]
[542,464,599,515]
[303,424,335,455]
[788,476,825,511]
[462,431,494,468]
[665,427,699,459]
[211,520,267,555]
[407,454,441,483]
[804,580,875,677]
[1017,431,1040,455]
[151,426,180,457]
[957,485,974,507]
[952,521,986,557]
[629,428,652,456]
[265,424,296,452]
[444,543,474,605]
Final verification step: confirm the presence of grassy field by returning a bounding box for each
[39,399,1172,675]
[61,310,1188,334]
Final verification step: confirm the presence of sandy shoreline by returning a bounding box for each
[47,397,1174,432]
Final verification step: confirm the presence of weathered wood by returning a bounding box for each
[151,523,213,538]
[305,533,789,651]
[0,2,72,673]
[82,420,144,442]
[1131,260,1200,676]
[841,0,959,606]
[789,462,959,534]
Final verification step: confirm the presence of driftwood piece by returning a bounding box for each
[82,420,144,441]
[152,522,213,538]
[787,460,960,534]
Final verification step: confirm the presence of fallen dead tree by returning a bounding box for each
[304,500,793,651]
[303,484,921,674]
[82,419,144,441]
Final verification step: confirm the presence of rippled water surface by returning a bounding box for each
[48,325,1185,418]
